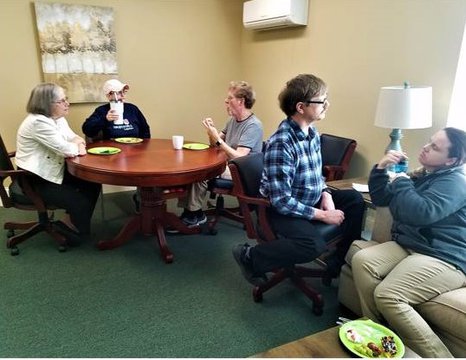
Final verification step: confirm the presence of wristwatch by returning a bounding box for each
[215,140,222,147]
[322,188,332,195]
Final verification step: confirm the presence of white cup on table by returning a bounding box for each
[172,135,184,150]
[110,101,124,125]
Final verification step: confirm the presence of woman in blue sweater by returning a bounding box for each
[352,127,466,358]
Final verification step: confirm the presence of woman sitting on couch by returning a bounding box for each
[352,127,466,358]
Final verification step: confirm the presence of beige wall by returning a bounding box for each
[0,0,243,151]
[242,0,466,176]
[1,0,466,178]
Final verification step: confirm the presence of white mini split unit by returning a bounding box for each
[243,0,309,31]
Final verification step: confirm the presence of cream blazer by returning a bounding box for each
[15,114,80,184]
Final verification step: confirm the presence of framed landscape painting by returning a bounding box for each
[34,2,118,103]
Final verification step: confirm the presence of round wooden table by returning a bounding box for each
[66,138,227,263]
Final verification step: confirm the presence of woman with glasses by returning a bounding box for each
[82,79,151,140]
[15,83,101,246]
[352,127,466,357]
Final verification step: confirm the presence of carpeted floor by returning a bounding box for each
[0,191,349,357]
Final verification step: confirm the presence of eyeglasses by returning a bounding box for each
[53,97,69,104]
[305,98,328,105]
[108,90,127,97]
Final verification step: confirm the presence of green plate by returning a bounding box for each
[114,137,143,144]
[339,319,405,358]
[183,143,210,150]
[87,146,121,155]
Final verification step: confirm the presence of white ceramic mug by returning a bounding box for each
[110,102,124,125]
[172,135,184,150]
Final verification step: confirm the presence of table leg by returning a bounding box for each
[97,215,141,250]
[97,187,201,263]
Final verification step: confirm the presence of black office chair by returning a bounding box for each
[0,135,67,255]
[229,153,342,316]
[320,133,357,181]
[205,177,243,234]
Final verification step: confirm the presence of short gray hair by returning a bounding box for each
[26,83,63,117]
[229,81,256,109]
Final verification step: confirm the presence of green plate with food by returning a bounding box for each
[87,146,121,155]
[183,143,210,150]
[339,319,405,358]
[114,137,143,144]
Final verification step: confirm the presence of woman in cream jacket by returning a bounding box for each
[15,83,101,244]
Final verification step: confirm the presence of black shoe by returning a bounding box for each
[132,192,141,214]
[181,209,207,227]
[53,221,82,247]
[232,243,268,287]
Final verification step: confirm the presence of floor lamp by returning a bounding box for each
[374,84,432,172]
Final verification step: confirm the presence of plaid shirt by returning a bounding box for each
[259,118,325,220]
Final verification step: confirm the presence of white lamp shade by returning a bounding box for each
[374,86,432,129]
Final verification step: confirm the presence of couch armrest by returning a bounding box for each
[371,207,393,243]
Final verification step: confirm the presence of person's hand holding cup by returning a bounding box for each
[172,135,184,150]
[109,102,124,124]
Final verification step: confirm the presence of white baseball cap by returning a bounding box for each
[103,79,129,94]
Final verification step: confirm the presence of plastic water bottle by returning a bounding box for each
[393,158,408,173]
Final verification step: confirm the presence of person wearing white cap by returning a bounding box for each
[82,79,151,140]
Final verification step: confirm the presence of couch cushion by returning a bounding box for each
[417,288,466,339]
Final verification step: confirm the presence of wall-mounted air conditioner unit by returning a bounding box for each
[243,0,309,31]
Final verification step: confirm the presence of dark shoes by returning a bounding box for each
[165,209,207,234]
[180,209,207,227]
[232,243,268,287]
[53,221,82,247]
[132,192,141,214]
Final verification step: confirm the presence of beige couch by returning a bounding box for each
[338,207,466,357]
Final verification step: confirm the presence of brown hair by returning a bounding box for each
[278,74,327,117]
[444,127,466,166]
[229,81,256,109]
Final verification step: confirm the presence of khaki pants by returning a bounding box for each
[178,167,231,211]
[352,241,466,358]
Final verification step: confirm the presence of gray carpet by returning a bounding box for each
[0,191,346,357]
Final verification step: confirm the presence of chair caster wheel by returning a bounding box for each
[312,304,323,316]
[322,276,332,286]
[10,247,19,256]
[252,287,263,302]
[7,229,15,238]
[58,245,67,252]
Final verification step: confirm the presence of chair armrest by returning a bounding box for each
[0,168,27,177]
[323,165,344,182]
[235,194,270,207]
[371,207,393,243]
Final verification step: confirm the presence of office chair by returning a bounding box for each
[320,133,357,181]
[0,135,67,255]
[205,142,269,234]
[205,135,356,233]
[205,177,243,234]
[229,152,342,316]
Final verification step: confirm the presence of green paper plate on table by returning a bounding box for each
[114,137,143,144]
[339,319,405,358]
[87,147,121,155]
[183,143,210,150]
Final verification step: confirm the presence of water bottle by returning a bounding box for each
[393,158,408,173]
